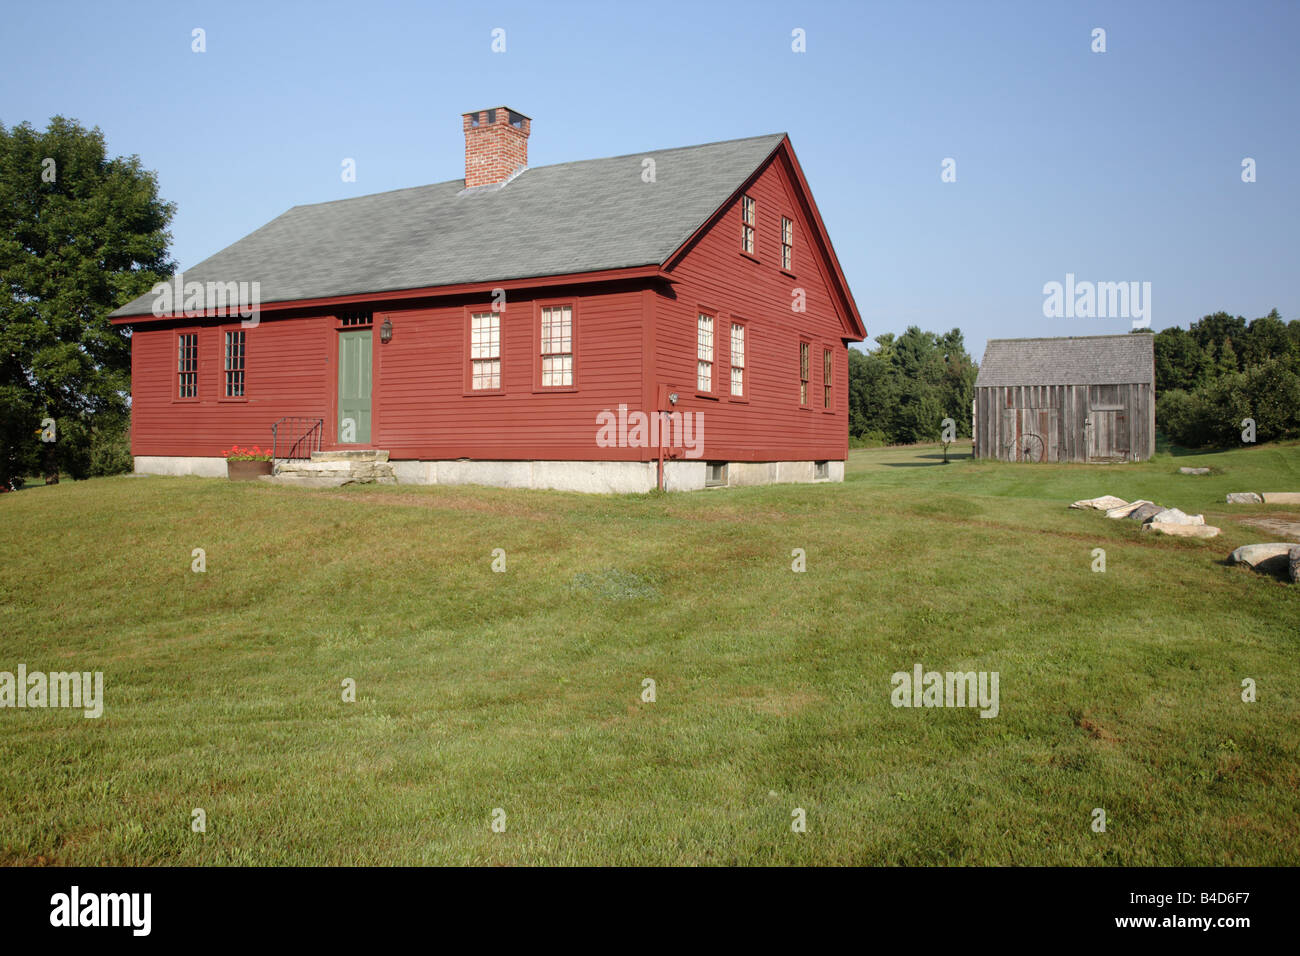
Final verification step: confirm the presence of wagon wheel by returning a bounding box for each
[1006,432,1045,462]
[1019,433,1045,462]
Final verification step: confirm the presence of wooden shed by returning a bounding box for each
[973,334,1155,463]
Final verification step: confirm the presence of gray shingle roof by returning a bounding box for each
[974,334,1155,387]
[110,133,787,318]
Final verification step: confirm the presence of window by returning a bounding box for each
[741,195,756,255]
[697,313,714,392]
[339,310,371,327]
[508,110,525,129]
[178,333,198,398]
[815,460,829,480]
[540,305,573,387]
[224,330,245,397]
[799,341,810,406]
[705,462,728,487]
[781,217,793,270]
[730,323,745,397]
[823,348,833,409]
[470,312,501,390]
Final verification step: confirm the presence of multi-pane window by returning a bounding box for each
[781,217,793,270]
[224,330,245,397]
[470,312,501,390]
[799,342,810,405]
[178,333,198,397]
[730,323,745,397]
[339,310,372,327]
[540,305,573,387]
[741,195,756,254]
[823,348,833,409]
[697,313,714,392]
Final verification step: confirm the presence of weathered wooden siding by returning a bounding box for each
[973,382,1153,463]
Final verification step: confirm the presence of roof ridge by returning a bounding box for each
[986,334,1150,343]
[287,132,787,212]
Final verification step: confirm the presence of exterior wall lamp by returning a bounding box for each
[380,316,393,343]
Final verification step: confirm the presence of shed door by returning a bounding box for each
[338,330,372,444]
[1088,409,1128,461]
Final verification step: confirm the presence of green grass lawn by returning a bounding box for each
[1,441,1297,865]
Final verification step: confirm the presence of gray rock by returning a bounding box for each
[1225,492,1264,504]
[1127,502,1164,522]
[1070,495,1128,511]
[1106,500,1151,519]
[1228,543,1300,572]
[1178,467,1211,475]
[1291,547,1300,584]
[1148,508,1204,526]
[1143,522,1220,539]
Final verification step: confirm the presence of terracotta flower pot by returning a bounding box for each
[227,459,273,481]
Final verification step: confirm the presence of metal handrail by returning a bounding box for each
[271,417,324,460]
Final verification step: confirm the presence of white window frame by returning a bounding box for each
[470,311,501,391]
[697,313,714,392]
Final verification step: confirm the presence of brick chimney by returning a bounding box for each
[462,107,531,188]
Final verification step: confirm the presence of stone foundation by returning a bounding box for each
[134,456,845,493]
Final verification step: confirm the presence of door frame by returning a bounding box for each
[327,318,378,449]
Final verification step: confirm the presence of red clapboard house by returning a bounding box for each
[109,107,865,492]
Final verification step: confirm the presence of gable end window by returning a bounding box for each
[823,347,833,409]
[470,311,501,390]
[799,341,810,406]
[178,333,198,398]
[781,217,793,270]
[540,305,574,387]
[741,195,756,255]
[224,330,246,397]
[729,323,745,397]
[697,313,715,392]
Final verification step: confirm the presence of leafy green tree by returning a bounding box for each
[847,326,977,445]
[0,116,174,485]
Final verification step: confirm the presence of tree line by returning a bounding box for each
[846,314,1300,450]
[1151,311,1300,447]
[847,326,978,445]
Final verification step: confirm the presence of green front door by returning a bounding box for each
[338,330,372,444]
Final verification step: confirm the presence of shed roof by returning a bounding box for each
[974,334,1155,387]
[110,133,787,318]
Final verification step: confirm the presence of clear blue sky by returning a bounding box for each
[3,0,1297,358]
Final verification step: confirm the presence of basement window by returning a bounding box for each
[814,460,829,480]
[705,461,728,487]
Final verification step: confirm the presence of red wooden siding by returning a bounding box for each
[125,145,861,465]
[655,149,855,462]
[129,314,333,457]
